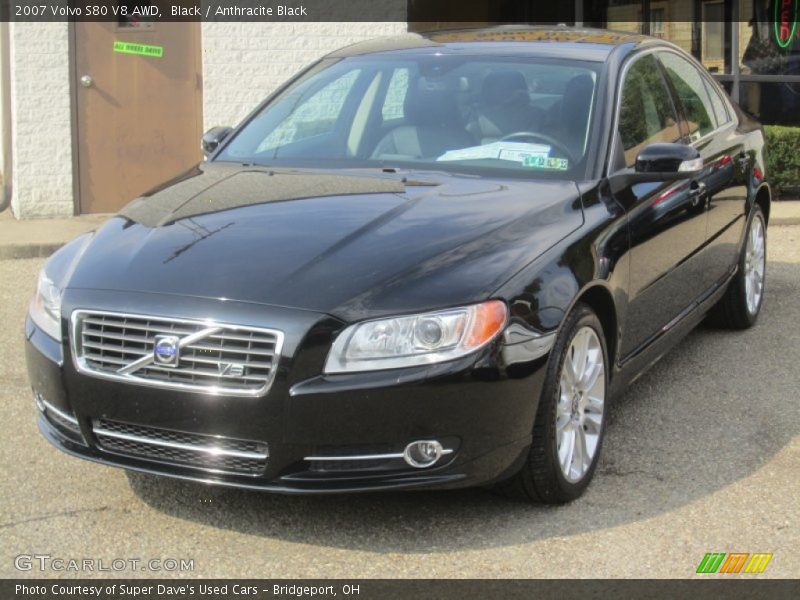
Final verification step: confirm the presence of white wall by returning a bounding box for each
[4,22,408,219]
[9,23,74,219]
[201,22,408,129]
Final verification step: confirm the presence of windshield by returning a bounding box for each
[217,54,601,179]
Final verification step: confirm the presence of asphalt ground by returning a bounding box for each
[1,225,798,579]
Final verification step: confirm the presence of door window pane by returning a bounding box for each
[702,77,730,126]
[659,52,717,140]
[618,54,681,167]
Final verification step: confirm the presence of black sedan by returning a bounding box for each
[26,27,769,504]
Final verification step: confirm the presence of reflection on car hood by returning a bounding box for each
[69,164,583,320]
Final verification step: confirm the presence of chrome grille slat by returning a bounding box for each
[177,355,273,369]
[140,363,269,381]
[93,419,268,476]
[81,318,198,336]
[81,340,151,356]
[82,330,154,345]
[207,332,275,343]
[71,310,284,397]
[184,343,274,356]
[83,353,131,366]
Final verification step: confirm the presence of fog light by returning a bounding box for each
[403,440,444,468]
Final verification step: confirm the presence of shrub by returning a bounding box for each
[765,125,800,198]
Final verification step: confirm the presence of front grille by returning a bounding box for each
[71,311,283,396]
[93,419,268,476]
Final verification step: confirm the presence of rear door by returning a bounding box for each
[610,53,709,359]
[656,50,749,290]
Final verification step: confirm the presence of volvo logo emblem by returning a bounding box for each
[153,335,181,367]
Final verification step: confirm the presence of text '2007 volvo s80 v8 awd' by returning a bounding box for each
[26,27,769,504]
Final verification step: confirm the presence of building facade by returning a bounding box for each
[1,0,797,218]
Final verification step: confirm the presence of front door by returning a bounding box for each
[74,21,202,213]
[656,50,749,290]
[611,53,709,359]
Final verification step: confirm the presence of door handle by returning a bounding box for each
[80,75,94,88]
[688,181,707,207]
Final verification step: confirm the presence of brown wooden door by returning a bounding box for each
[74,22,202,213]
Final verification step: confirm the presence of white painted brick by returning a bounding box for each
[9,23,74,219]
[8,22,409,218]
[201,22,408,129]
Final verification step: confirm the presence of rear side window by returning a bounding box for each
[618,54,681,167]
[658,52,717,140]
[702,78,730,127]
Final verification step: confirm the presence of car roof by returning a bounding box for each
[326,26,656,63]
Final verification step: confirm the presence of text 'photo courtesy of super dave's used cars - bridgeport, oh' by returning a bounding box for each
[26,26,770,504]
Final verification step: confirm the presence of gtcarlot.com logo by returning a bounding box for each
[696,552,773,574]
[14,554,194,573]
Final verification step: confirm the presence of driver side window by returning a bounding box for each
[257,70,361,152]
[618,54,681,167]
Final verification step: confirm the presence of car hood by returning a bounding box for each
[67,164,583,321]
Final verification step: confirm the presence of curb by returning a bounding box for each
[772,216,800,226]
[0,243,67,260]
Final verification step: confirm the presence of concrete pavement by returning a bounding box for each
[0,210,110,259]
[0,226,798,578]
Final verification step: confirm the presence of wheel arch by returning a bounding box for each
[565,282,620,375]
[754,182,771,225]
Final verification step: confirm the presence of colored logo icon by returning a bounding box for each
[696,552,773,574]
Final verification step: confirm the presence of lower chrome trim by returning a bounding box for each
[41,399,79,427]
[92,427,269,460]
[305,448,453,462]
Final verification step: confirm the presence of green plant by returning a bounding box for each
[764,125,800,198]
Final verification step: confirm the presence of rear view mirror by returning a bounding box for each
[202,126,233,157]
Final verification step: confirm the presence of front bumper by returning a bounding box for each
[26,292,552,494]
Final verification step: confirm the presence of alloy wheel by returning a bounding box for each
[744,215,766,316]
[556,326,605,482]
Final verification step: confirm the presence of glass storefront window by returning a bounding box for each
[599,1,732,74]
[740,0,800,75]
[740,81,800,124]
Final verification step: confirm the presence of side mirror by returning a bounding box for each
[609,143,703,193]
[201,126,233,157]
[635,143,703,176]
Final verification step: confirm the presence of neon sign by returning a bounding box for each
[775,0,798,49]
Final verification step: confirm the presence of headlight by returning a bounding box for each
[29,270,63,340]
[324,300,507,374]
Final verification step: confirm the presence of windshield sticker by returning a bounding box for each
[524,155,569,170]
[438,142,550,163]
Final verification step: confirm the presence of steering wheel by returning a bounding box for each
[498,132,575,164]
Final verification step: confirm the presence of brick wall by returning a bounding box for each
[200,22,408,130]
[9,23,74,219]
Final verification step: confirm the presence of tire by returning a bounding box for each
[495,303,609,504]
[707,206,767,329]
